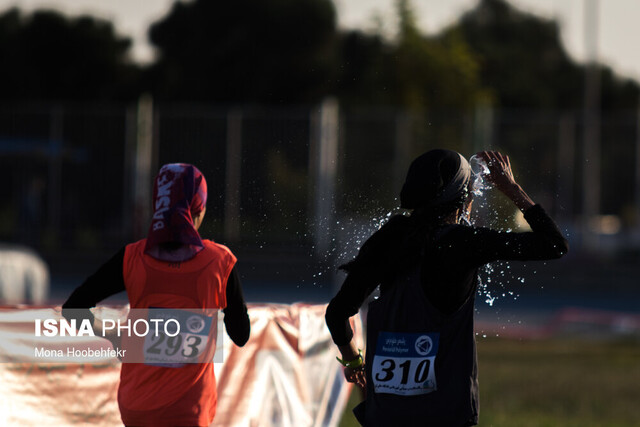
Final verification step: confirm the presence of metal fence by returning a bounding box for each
[1,100,639,257]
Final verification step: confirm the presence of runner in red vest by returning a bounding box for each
[64,163,250,426]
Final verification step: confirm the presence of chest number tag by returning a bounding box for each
[372,332,439,396]
[143,309,213,367]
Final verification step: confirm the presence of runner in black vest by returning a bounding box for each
[325,150,568,426]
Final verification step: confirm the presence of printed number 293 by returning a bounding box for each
[146,334,202,358]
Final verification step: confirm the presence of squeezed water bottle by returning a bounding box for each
[469,154,492,196]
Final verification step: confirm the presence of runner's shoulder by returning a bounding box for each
[202,239,236,259]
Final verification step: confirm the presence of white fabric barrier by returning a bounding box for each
[0,304,363,426]
[0,246,49,304]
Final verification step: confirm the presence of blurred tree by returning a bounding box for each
[333,29,389,106]
[389,0,483,111]
[335,1,486,215]
[147,0,484,111]
[454,0,640,109]
[453,0,640,221]
[454,0,581,108]
[0,8,140,102]
[146,0,337,104]
[335,0,484,111]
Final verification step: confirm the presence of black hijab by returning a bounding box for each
[342,149,472,274]
[400,149,472,211]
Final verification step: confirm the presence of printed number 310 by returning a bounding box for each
[375,358,431,384]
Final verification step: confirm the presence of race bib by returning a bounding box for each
[372,332,439,396]
[143,309,215,367]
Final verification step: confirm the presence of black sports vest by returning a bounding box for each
[355,264,479,427]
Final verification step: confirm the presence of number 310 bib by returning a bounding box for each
[372,332,439,396]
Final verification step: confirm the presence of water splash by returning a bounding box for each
[314,185,529,311]
[332,205,404,261]
[309,204,405,287]
[469,154,493,197]
[477,260,523,307]
[467,167,526,308]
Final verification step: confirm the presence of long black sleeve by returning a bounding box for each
[326,204,569,346]
[223,268,250,346]
[461,204,569,266]
[325,218,406,347]
[62,247,126,324]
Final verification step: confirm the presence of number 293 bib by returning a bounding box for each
[143,308,214,367]
[372,332,439,396]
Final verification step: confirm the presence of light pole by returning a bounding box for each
[581,0,601,249]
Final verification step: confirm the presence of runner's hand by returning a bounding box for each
[344,365,366,389]
[476,150,535,211]
[476,151,517,192]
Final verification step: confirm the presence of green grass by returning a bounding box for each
[339,337,640,427]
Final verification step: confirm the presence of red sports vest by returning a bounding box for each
[118,238,236,427]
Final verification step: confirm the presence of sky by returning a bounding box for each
[1,0,640,82]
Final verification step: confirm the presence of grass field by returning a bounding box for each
[339,337,640,427]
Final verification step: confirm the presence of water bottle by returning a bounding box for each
[469,154,492,196]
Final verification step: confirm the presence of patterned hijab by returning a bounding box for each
[144,163,207,261]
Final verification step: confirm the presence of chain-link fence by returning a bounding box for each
[2,101,640,258]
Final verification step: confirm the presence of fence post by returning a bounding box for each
[47,106,63,240]
[132,94,154,238]
[557,113,576,225]
[581,0,601,250]
[635,106,640,238]
[224,109,243,243]
[473,102,493,152]
[123,105,136,240]
[309,98,339,257]
[394,111,412,197]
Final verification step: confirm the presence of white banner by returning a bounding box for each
[0,304,363,427]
